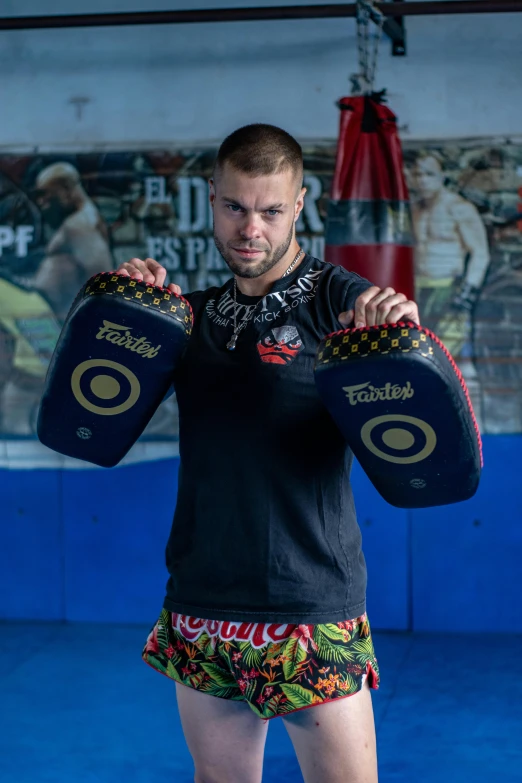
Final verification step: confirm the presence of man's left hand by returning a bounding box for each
[338,286,420,328]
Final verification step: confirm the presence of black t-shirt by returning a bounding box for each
[163,255,373,624]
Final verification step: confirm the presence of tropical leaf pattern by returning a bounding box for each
[142,611,380,719]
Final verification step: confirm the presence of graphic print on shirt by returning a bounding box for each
[257,326,304,365]
[205,268,324,329]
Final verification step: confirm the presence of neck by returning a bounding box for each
[421,190,443,208]
[235,241,303,297]
[70,186,88,210]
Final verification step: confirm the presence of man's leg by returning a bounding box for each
[282,679,378,783]
[175,682,269,783]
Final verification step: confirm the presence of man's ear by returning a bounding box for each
[295,186,307,221]
[209,178,216,208]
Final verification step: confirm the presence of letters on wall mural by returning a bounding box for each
[0,142,521,465]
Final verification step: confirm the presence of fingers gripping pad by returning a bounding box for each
[315,322,482,508]
[37,273,193,467]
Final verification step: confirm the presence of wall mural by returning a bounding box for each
[0,141,520,466]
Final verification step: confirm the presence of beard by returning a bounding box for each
[41,197,76,230]
[213,222,295,279]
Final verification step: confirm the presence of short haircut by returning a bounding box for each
[213,124,303,186]
[414,150,445,171]
[36,162,81,190]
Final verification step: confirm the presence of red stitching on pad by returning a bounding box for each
[323,321,483,468]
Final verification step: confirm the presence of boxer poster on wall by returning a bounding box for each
[0,142,521,467]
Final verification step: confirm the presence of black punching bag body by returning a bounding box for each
[325,96,415,300]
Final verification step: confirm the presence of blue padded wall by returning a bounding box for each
[351,459,410,631]
[0,470,63,620]
[62,460,179,623]
[411,436,522,631]
[0,435,520,631]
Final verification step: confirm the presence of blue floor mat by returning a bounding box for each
[0,623,520,782]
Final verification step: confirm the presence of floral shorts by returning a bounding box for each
[142,609,380,719]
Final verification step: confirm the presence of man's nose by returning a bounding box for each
[239,213,262,239]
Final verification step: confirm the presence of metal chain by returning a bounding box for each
[368,2,385,90]
[356,2,368,80]
[226,248,304,351]
[352,0,385,95]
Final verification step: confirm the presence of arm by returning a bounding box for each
[46,225,68,256]
[452,200,490,291]
[325,268,420,330]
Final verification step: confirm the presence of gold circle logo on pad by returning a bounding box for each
[71,359,141,416]
[360,414,437,464]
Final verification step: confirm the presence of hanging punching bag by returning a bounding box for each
[325,95,415,301]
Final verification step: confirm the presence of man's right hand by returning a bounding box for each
[116,257,182,295]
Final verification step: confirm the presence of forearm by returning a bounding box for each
[464,245,490,289]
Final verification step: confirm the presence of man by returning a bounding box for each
[118,125,419,783]
[412,153,490,293]
[33,162,113,320]
[411,153,490,423]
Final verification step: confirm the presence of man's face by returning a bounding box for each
[210,163,305,279]
[414,157,444,199]
[36,181,75,228]
[36,181,64,210]
[36,178,75,228]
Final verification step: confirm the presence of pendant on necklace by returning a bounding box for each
[226,333,238,351]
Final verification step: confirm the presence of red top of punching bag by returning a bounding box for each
[326,95,415,300]
[331,95,410,202]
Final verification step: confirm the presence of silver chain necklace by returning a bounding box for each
[226,247,304,351]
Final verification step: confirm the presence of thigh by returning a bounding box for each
[282,678,378,783]
[176,682,269,783]
[143,611,269,782]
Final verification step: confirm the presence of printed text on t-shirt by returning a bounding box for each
[205,269,324,328]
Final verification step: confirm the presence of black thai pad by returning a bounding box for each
[37,273,193,467]
[315,323,482,508]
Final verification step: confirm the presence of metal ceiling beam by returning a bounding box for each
[1,3,522,33]
[390,0,406,57]
[384,1,522,14]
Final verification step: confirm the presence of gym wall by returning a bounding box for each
[1,0,521,631]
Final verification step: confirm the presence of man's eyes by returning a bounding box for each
[226,204,281,216]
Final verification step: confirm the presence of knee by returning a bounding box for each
[194,773,223,783]
[194,767,260,783]
[194,769,223,783]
